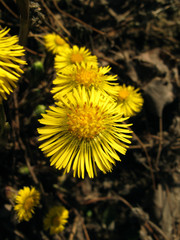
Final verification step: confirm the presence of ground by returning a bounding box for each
[0,0,180,239]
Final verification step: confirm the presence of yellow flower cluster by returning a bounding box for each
[13,186,69,235]
[0,27,26,102]
[38,33,144,178]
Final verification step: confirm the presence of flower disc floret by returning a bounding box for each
[38,87,132,178]
[70,53,84,63]
[75,67,100,86]
[14,186,40,222]
[55,36,66,45]
[67,104,105,139]
[118,88,130,100]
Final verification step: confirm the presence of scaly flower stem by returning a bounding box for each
[16,0,29,46]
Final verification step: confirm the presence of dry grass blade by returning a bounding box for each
[52,0,105,36]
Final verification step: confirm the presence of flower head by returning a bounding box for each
[14,186,40,222]
[44,33,70,55]
[55,45,98,71]
[0,27,26,101]
[43,205,69,235]
[38,87,132,178]
[116,84,144,117]
[51,63,119,99]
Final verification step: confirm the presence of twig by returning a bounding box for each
[13,92,20,136]
[12,90,44,194]
[82,221,91,240]
[40,0,55,25]
[52,0,105,36]
[94,50,124,69]
[0,0,19,19]
[132,130,156,190]
[40,16,70,42]
[56,192,91,240]
[69,216,79,240]
[73,209,91,240]
[24,46,45,57]
[0,19,18,26]
[16,0,29,46]
[155,116,163,170]
[13,92,37,183]
[14,230,25,239]
[82,195,133,209]
[143,222,159,240]
[129,143,152,149]
[40,0,70,36]
[148,221,170,240]
[82,195,169,240]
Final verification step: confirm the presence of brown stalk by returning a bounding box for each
[40,0,71,36]
[132,130,156,190]
[83,195,169,240]
[16,0,29,46]
[155,116,163,170]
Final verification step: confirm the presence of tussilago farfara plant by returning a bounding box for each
[38,86,132,178]
[43,205,69,235]
[44,33,98,69]
[14,186,40,222]
[55,45,98,71]
[51,62,119,99]
[39,34,145,178]
[115,84,144,117]
[0,27,26,102]
[44,33,70,55]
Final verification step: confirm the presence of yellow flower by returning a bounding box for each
[14,186,40,222]
[116,84,144,117]
[0,27,26,101]
[38,87,132,178]
[54,45,98,71]
[44,33,70,54]
[51,62,119,99]
[43,206,69,235]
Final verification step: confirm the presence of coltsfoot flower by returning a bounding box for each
[0,27,26,101]
[44,33,70,54]
[14,186,40,222]
[51,62,119,99]
[38,87,132,178]
[43,206,69,235]
[55,45,98,71]
[115,84,144,117]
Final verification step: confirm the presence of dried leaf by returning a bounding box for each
[144,78,174,117]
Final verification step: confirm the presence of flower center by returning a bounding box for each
[70,53,84,63]
[24,197,34,211]
[55,35,66,45]
[67,104,105,139]
[118,89,130,101]
[75,68,100,87]
[52,216,60,227]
